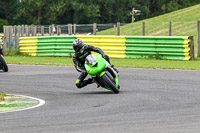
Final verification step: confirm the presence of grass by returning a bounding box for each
[0,92,6,102]
[5,56,74,66]
[97,4,200,56]
[4,56,200,70]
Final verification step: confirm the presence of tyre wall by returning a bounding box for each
[19,35,194,60]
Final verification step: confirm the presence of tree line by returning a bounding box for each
[0,0,200,31]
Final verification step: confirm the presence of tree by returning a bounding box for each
[13,0,50,24]
[0,19,9,32]
[0,0,10,19]
[2,0,200,25]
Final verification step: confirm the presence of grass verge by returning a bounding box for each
[4,56,200,70]
[97,4,200,57]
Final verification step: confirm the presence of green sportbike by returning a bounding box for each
[84,54,120,93]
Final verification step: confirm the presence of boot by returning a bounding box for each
[76,78,94,88]
[86,78,94,84]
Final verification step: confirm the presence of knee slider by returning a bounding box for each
[76,83,82,88]
[75,79,82,88]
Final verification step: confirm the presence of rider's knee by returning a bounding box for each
[75,79,82,88]
[76,83,82,88]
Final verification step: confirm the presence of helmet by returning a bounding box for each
[73,39,84,52]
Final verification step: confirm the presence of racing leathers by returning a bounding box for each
[72,44,110,88]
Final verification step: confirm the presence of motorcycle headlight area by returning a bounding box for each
[85,55,97,66]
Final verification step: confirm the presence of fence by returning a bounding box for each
[2,23,124,54]
[19,35,194,61]
[2,21,200,57]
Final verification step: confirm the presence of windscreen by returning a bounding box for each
[85,54,97,65]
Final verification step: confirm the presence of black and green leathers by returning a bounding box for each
[72,44,110,88]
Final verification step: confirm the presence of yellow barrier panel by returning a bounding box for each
[183,37,190,60]
[19,37,38,44]
[77,36,126,58]
[19,37,38,56]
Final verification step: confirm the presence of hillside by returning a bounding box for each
[97,4,200,55]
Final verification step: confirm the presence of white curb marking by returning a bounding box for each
[0,94,45,114]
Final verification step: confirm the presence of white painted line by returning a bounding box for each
[0,94,45,114]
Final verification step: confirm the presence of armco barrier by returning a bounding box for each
[19,36,194,60]
[125,36,194,60]
[76,36,126,58]
[20,36,76,56]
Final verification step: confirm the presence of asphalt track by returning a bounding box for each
[1,64,200,133]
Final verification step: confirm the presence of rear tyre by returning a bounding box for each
[101,73,119,94]
[0,55,8,72]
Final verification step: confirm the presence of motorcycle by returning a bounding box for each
[0,41,8,72]
[84,54,120,93]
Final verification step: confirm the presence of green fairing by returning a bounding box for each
[115,74,119,87]
[100,71,106,77]
[84,54,107,77]
[84,54,119,92]
[105,87,112,90]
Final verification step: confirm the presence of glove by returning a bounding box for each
[103,54,109,59]
[103,54,110,63]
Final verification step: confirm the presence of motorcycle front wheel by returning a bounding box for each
[0,55,8,72]
[101,73,119,94]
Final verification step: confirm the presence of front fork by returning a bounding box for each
[99,61,119,87]
[105,61,118,78]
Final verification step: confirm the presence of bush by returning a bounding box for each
[0,19,9,32]
[0,92,6,102]
[6,49,30,56]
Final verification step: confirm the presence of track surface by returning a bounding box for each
[1,65,200,133]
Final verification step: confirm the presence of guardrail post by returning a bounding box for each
[68,24,70,35]
[8,26,12,50]
[33,25,37,36]
[57,25,60,35]
[3,26,7,55]
[74,24,76,35]
[169,21,172,36]
[41,26,44,36]
[142,22,145,36]
[17,26,21,48]
[117,22,120,36]
[70,24,73,35]
[28,25,31,36]
[14,25,17,49]
[49,25,52,36]
[21,25,24,37]
[25,25,28,36]
[68,24,72,35]
[93,23,97,35]
[30,25,34,36]
[197,20,200,57]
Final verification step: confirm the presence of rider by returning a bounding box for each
[72,38,117,89]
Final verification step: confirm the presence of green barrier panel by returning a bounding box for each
[19,35,194,60]
[19,36,75,56]
[125,36,193,60]
[35,36,76,56]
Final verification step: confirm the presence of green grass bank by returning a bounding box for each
[97,4,200,56]
[4,56,200,70]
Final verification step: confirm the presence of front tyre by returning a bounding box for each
[101,73,119,94]
[0,55,8,72]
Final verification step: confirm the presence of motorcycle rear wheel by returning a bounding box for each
[101,73,119,94]
[0,55,8,72]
